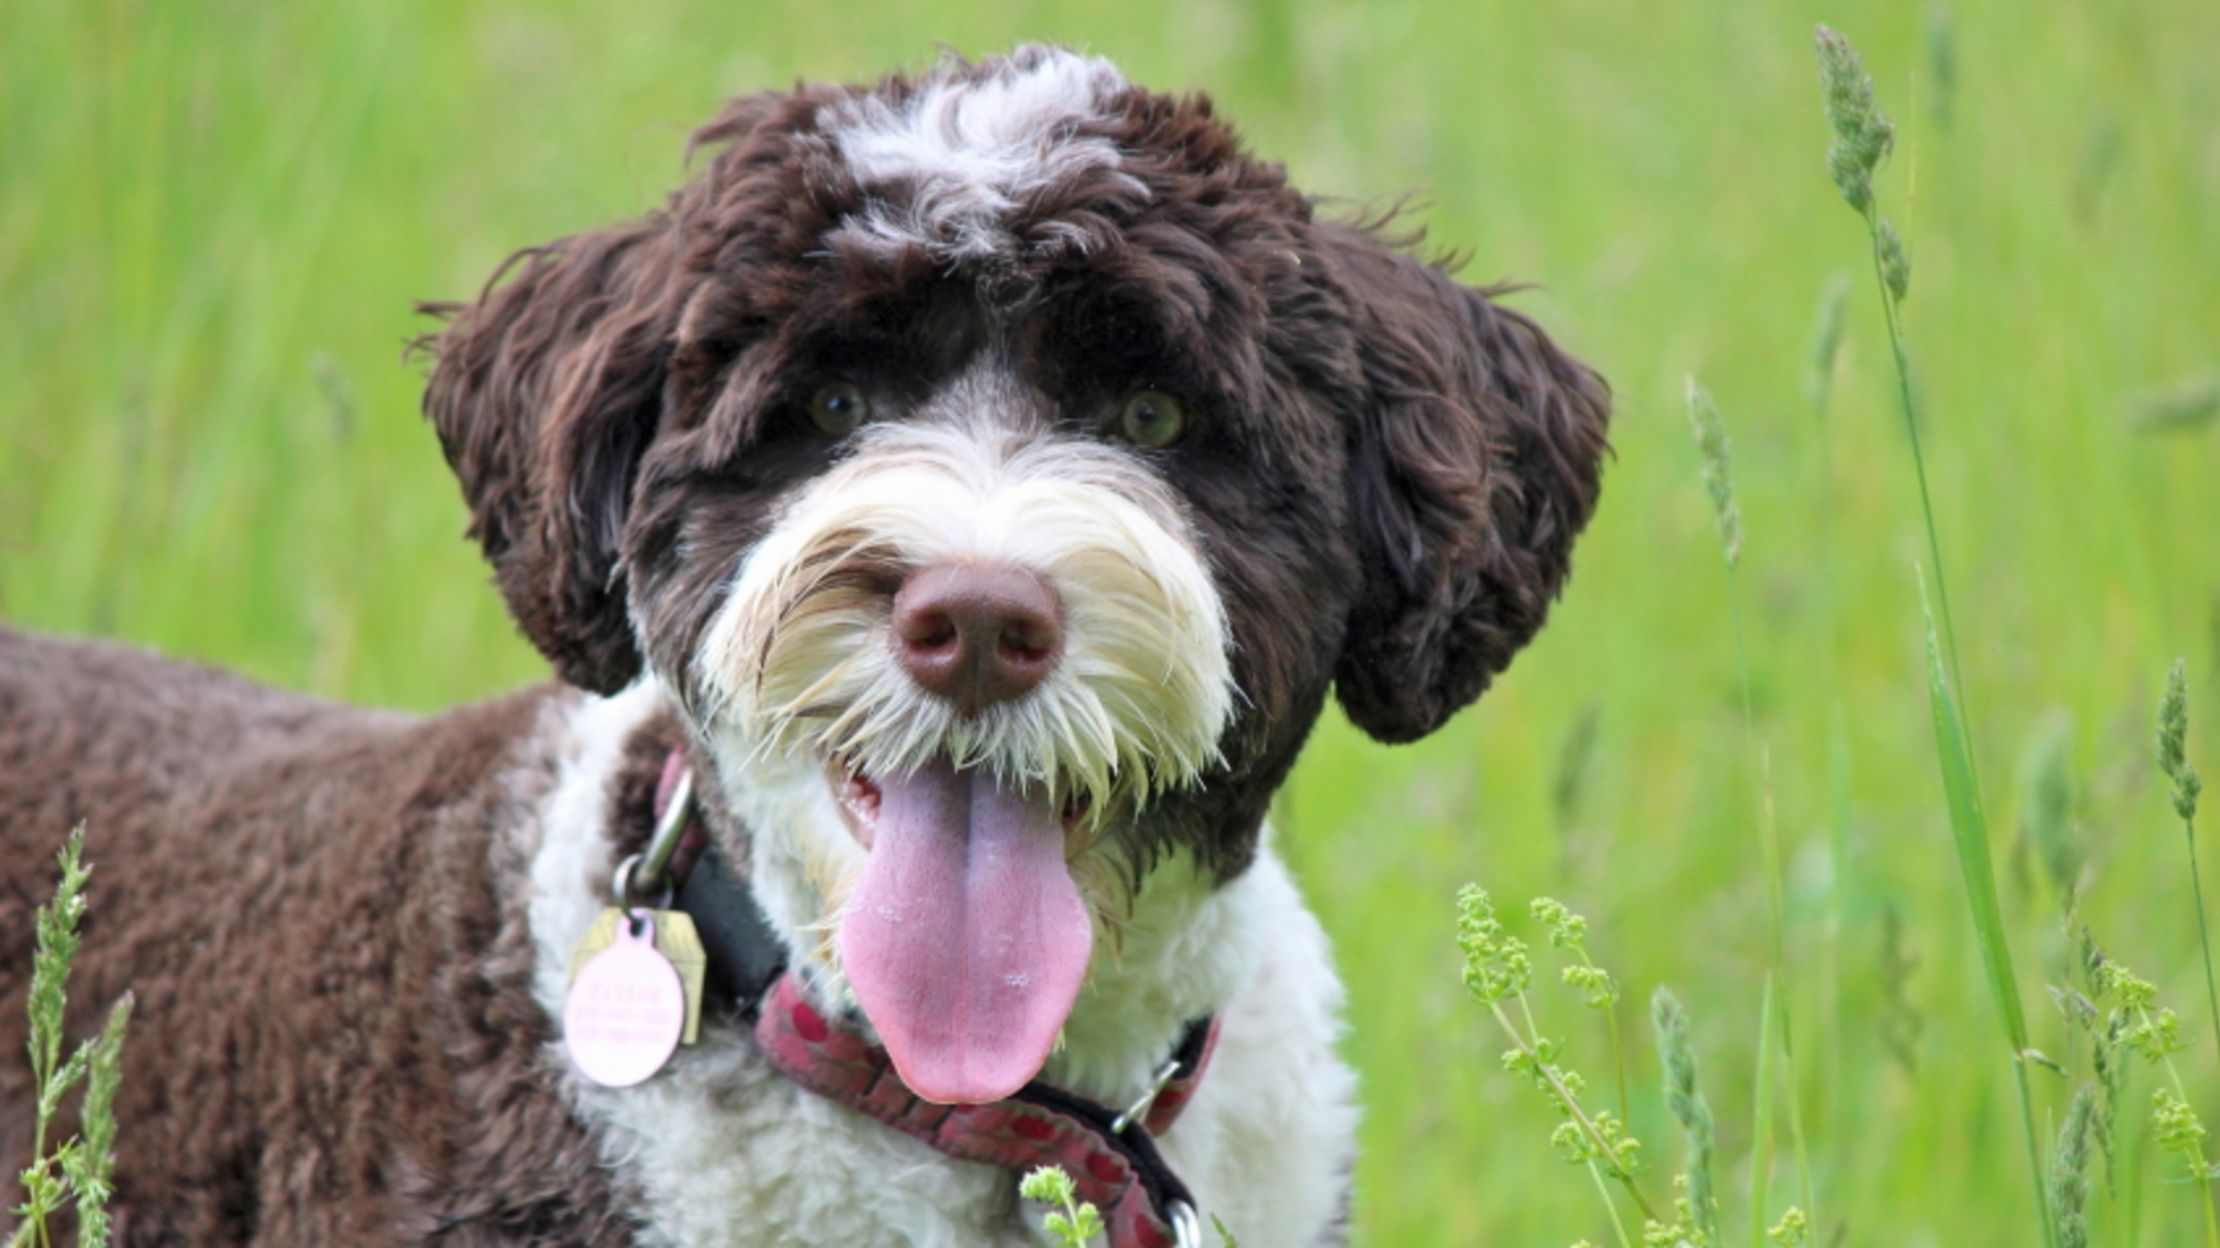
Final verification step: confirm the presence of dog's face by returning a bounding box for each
[424,46,1608,1104]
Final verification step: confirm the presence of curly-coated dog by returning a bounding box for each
[0,45,1608,1247]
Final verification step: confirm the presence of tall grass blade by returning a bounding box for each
[1749,974,1775,1248]
[1687,376,1815,1224]
[1918,575,2054,1247]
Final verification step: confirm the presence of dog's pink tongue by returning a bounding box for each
[839,757,1092,1105]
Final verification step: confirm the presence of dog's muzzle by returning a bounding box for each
[693,414,1236,1103]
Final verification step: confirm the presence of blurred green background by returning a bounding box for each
[5,1,2219,1243]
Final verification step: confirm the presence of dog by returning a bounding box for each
[0,45,1608,1247]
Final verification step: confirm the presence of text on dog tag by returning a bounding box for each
[570,906,706,1044]
[564,909,686,1087]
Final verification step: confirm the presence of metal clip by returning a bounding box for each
[612,766,695,910]
[1110,1056,1182,1135]
[1168,1200,1201,1248]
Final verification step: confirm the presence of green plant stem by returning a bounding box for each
[2008,1058,2057,1248]
[1862,203,1981,797]
[1750,974,1776,1248]
[2184,815,2220,1075]
[1485,997,1662,1224]
[1565,941,1632,1125]
[1585,1158,1636,1248]
[1727,569,1817,1227]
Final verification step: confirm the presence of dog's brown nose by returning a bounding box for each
[890,564,1062,711]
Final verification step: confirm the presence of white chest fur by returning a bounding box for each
[522,686,1357,1247]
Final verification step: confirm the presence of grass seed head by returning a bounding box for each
[2018,711,2081,908]
[62,991,134,1248]
[1766,1207,1810,1246]
[2159,658,2203,821]
[2078,929,2128,1190]
[1551,708,1601,823]
[29,828,94,1086]
[1877,217,1912,302]
[1879,905,1924,1073]
[1650,988,1717,1241]
[1683,378,1743,568]
[1814,25,1896,214]
[1805,273,1852,414]
[2050,1084,2095,1248]
[1926,6,1956,129]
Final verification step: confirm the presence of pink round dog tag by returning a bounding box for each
[564,910,685,1088]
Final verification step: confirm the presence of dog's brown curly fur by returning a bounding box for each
[0,635,651,1243]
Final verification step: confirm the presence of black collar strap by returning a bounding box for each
[671,840,791,1016]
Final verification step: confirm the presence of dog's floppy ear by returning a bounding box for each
[421,221,681,692]
[419,94,781,693]
[1318,223,1611,743]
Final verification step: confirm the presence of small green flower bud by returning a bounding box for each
[1019,1165,1075,1206]
[1550,1119,1590,1164]
[2154,1087,2209,1174]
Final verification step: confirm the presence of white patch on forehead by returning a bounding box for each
[827,46,1146,259]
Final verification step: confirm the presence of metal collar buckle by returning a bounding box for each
[612,766,695,909]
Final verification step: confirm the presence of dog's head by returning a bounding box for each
[423,46,1608,1104]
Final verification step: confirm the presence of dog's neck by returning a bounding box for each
[523,676,1358,1245]
[573,677,1269,1109]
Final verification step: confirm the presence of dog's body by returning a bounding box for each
[0,632,1350,1245]
[1,46,1607,1246]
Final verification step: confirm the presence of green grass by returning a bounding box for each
[5,2,2220,1244]
[11,829,131,1248]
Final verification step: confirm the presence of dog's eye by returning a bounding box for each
[1115,390,1186,448]
[808,383,870,436]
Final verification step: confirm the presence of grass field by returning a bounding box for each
[5,1,2219,1243]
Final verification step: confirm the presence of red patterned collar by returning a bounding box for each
[757,975,1218,1248]
[638,752,1217,1248]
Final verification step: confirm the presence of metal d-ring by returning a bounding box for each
[1168,1200,1201,1248]
[612,766,696,910]
[1110,1057,1183,1135]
